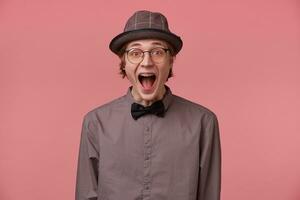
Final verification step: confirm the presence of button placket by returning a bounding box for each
[143,124,152,197]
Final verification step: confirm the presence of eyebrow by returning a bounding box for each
[127,41,166,48]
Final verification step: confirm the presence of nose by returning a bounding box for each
[140,52,154,67]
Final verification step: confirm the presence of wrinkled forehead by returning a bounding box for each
[126,39,169,49]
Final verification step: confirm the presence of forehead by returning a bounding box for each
[126,39,168,49]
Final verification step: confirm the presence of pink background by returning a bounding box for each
[1,0,300,199]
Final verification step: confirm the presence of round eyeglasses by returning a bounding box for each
[125,47,170,64]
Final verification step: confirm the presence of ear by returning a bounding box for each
[170,56,175,66]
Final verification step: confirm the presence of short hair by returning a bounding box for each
[117,42,176,79]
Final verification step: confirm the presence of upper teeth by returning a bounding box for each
[140,73,155,77]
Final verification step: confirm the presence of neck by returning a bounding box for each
[131,86,166,107]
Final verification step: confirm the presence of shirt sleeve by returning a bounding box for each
[198,114,221,200]
[75,116,99,200]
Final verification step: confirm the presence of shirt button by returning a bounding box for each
[145,127,149,132]
[144,160,150,167]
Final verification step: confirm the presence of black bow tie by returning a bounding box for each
[131,100,165,120]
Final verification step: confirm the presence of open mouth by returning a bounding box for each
[138,73,156,91]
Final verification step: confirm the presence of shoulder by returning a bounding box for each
[83,95,128,122]
[171,94,218,120]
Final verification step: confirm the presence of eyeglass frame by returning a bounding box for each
[125,47,170,64]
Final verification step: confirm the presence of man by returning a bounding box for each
[76,10,221,200]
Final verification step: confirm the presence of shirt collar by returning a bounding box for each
[125,85,173,112]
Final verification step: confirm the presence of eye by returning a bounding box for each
[151,48,165,56]
[128,49,143,57]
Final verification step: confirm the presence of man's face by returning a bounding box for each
[124,39,173,105]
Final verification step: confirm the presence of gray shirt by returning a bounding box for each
[75,86,221,200]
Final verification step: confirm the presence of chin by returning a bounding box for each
[137,88,159,101]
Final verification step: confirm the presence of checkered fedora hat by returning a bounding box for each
[109,10,183,55]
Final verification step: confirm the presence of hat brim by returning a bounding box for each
[109,29,183,55]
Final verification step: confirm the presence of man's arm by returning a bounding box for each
[75,116,99,200]
[198,114,221,200]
